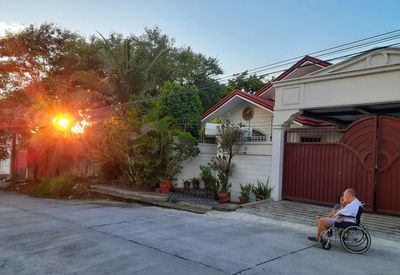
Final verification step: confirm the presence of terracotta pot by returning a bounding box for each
[159,179,172,194]
[218,191,230,203]
[239,197,249,204]
[183,181,191,191]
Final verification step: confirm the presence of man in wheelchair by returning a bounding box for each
[307,188,371,253]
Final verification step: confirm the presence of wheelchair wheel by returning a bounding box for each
[340,225,371,254]
[322,239,331,250]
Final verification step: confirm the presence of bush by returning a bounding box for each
[29,176,76,198]
[200,165,217,189]
[252,178,272,200]
[240,183,253,200]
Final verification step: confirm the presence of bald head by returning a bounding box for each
[344,188,357,203]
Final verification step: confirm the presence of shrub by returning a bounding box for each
[200,165,217,189]
[29,176,75,198]
[252,178,272,200]
[240,183,253,200]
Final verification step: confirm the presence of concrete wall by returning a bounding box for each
[0,158,10,175]
[175,143,217,188]
[176,142,272,202]
[229,143,272,202]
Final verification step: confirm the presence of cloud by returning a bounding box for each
[0,22,25,36]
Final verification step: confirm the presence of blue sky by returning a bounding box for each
[1,0,399,77]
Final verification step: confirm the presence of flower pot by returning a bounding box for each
[183,180,191,191]
[218,191,230,203]
[239,197,249,204]
[159,179,172,194]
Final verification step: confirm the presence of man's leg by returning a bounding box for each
[316,217,329,240]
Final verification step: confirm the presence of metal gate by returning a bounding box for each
[283,116,400,215]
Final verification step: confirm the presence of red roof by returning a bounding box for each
[255,55,331,96]
[201,55,332,126]
[201,90,274,120]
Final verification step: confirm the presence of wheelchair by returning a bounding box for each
[319,205,371,254]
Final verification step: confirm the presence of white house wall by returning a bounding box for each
[224,102,273,136]
[229,143,272,202]
[176,142,272,202]
[175,144,217,188]
[0,158,10,175]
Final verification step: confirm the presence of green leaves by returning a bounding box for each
[160,82,202,135]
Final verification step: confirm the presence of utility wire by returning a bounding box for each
[88,41,400,116]
[214,28,400,81]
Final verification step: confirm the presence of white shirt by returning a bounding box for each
[336,198,361,223]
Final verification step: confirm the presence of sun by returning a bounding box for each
[52,116,71,129]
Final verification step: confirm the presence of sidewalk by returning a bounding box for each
[90,184,240,213]
[238,199,400,241]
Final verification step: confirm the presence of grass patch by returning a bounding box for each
[29,176,76,198]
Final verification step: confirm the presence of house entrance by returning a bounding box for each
[283,116,400,215]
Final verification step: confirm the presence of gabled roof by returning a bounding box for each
[201,55,333,126]
[303,47,400,78]
[255,55,331,97]
[201,90,274,121]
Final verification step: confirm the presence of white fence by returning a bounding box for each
[176,142,273,202]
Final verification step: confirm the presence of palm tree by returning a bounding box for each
[98,34,168,103]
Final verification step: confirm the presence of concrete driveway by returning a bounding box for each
[0,191,399,274]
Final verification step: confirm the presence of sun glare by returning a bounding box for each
[52,116,70,129]
[51,113,92,135]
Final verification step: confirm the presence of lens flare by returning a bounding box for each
[52,116,70,129]
[52,113,92,135]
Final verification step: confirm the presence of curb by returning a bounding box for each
[90,186,209,214]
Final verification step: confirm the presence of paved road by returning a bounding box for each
[0,191,399,274]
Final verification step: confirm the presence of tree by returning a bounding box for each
[160,82,202,134]
[228,71,268,94]
[210,121,244,192]
[197,79,232,112]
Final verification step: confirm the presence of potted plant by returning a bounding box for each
[200,165,217,190]
[191,177,200,190]
[252,178,272,201]
[209,121,244,203]
[239,183,252,204]
[159,131,200,194]
[183,179,191,191]
[217,173,231,203]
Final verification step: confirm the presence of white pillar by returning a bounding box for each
[270,110,300,201]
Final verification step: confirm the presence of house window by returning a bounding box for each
[300,137,321,142]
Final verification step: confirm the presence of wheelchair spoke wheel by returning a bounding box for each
[340,226,371,254]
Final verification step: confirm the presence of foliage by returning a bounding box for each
[216,121,244,176]
[199,165,217,185]
[198,80,231,111]
[87,107,140,183]
[228,71,268,94]
[252,178,273,200]
[1,23,227,186]
[165,131,200,179]
[191,177,201,185]
[29,176,75,198]
[217,173,231,192]
[208,121,244,195]
[240,183,253,200]
[160,82,202,135]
